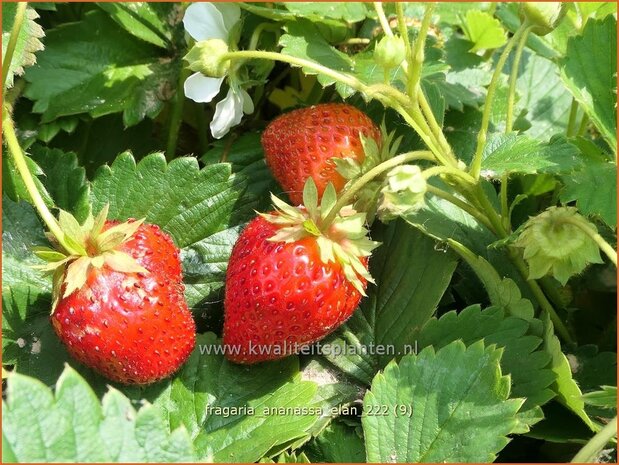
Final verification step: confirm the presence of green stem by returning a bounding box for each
[323,151,435,226]
[577,111,589,136]
[500,173,510,230]
[427,185,494,232]
[564,218,618,266]
[505,26,531,133]
[470,23,528,178]
[373,2,393,37]
[422,165,476,185]
[2,107,71,251]
[571,416,617,463]
[248,22,280,51]
[166,67,190,160]
[2,2,27,93]
[395,2,413,78]
[408,3,435,99]
[418,90,457,164]
[566,98,579,138]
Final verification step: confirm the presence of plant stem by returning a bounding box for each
[2,107,71,252]
[417,90,457,163]
[426,185,494,231]
[564,218,618,266]
[422,166,476,185]
[323,151,435,226]
[395,2,413,77]
[166,66,190,160]
[566,98,579,138]
[373,2,393,37]
[500,173,510,230]
[577,112,590,136]
[408,3,435,99]
[2,1,27,93]
[248,22,280,51]
[505,26,531,133]
[571,416,617,463]
[470,23,528,178]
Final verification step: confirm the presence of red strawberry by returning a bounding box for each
[261,103,381,205]
[223,180,379,364]
[39,209,196,385]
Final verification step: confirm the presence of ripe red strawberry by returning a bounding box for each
[38,209,196,385]
[261,103,381,205]
[223,180,379,363]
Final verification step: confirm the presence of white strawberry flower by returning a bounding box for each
[182,2,254,139]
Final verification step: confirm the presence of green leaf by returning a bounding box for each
[582,386,617,410]
[2,366,196,462]
[417,305,555,426]
[151,333,321,462]
[541,311,595,430]
[305,421,366,463]
[569,345,617,418]
[2,196,50,292]
[320,220,458,385]
[283,2,369,22]
[559,16,617,153]
[514,53,573,138]
[362,341,523,462]
[96,3,183,49]
[560,161,617,227]
[29,146,91,223]
[481,134,582,178]
[279,19,354,96]
[462,10,507,52]
[2,151,54,209]
[24,10,179,127]
[2,3,44,88]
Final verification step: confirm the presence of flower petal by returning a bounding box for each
[210,88,244,139]
[183,2,227,41]
[215,3,241,33]
[184,73,223,103]
[240,88,254,115]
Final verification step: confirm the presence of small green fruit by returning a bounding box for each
[377,165,427,220]
[520,2,567,36]
[374,35,406,69]
[514,206,603,285]
[184,39,230,77]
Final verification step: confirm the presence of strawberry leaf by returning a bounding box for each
[417,305,556,430]
[1,3,44,88]
[362,341,523,462]
[2,366,196,462]
[559,16,617,153]
[319,220,458,384]
[24,10,179,127]
[150,333,323,462]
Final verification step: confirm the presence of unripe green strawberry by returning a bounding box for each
[261,103,381,205]
[520,2,567,35]
[374,35,406,69]
[514,206,603,285]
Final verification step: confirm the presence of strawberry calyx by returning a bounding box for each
[32,204,149,311]
[332,122,404,218]
[259,178,380,296]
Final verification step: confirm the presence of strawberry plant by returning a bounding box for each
[2,2,617,463]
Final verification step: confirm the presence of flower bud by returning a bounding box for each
[377,165,427,220]
[520,2,567,36]
[374,35,406,69]
[184,39,230,78]
[514,207,603,285]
